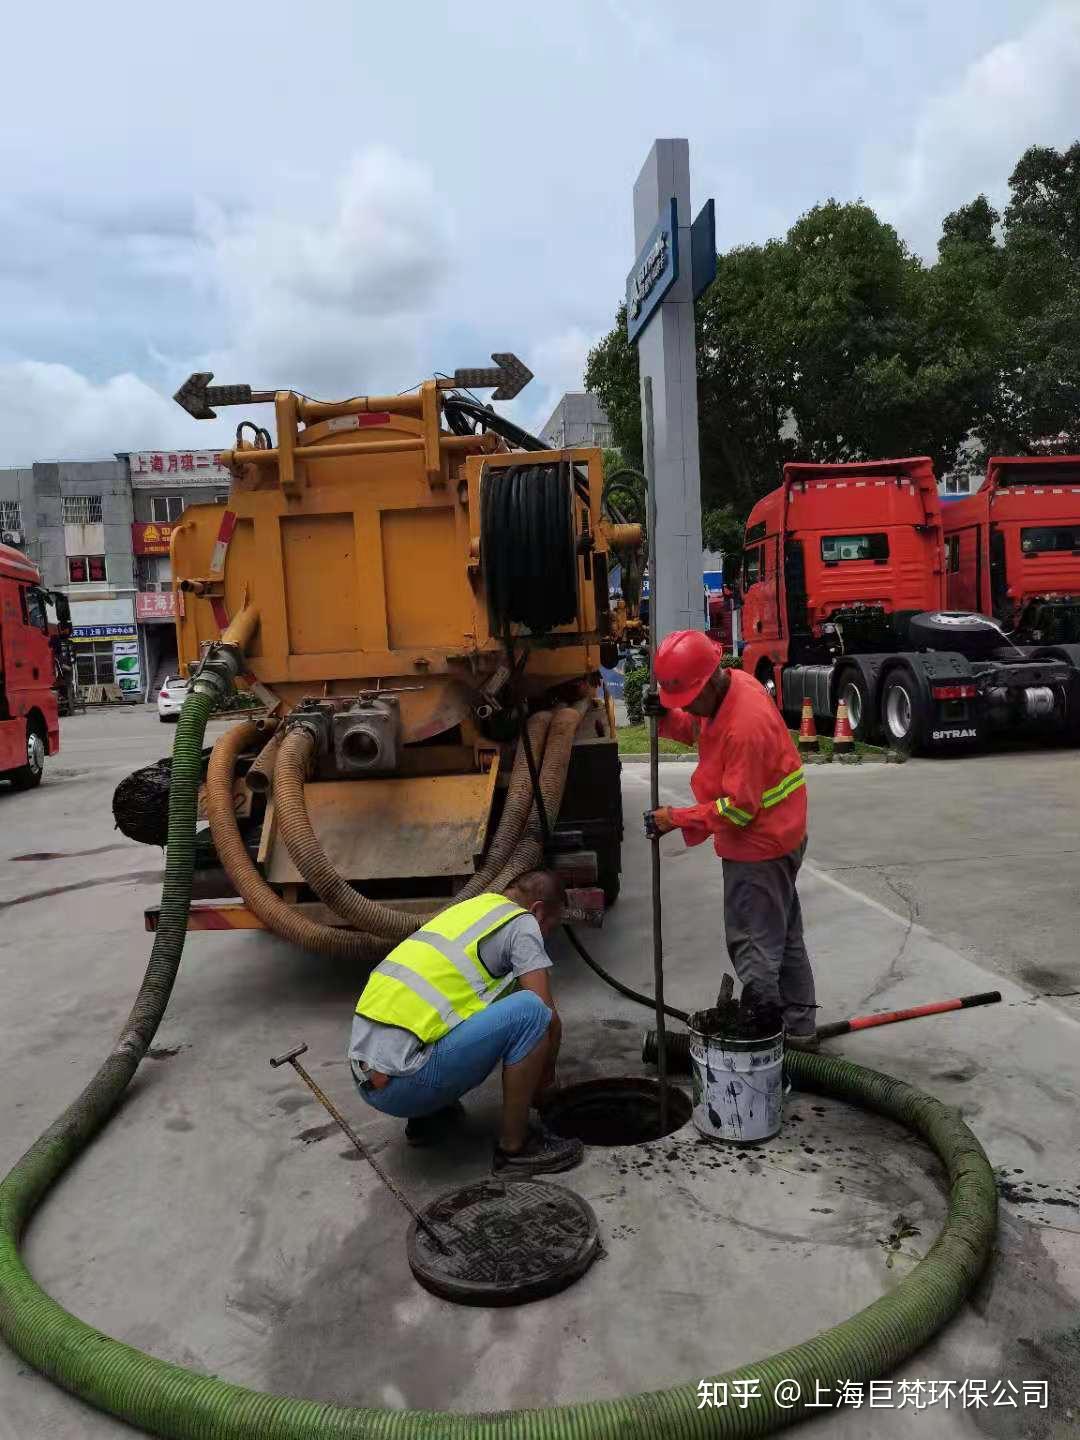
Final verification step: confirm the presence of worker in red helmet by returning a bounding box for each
[643,630,817,1048]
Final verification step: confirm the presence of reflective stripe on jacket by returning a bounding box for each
[660,668,808,862]
[354,893,525,1043]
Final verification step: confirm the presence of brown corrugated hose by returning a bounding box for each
[206,721,391,961]
[490,701,588,893]
[272,729,419,941]
[244,729,283,795]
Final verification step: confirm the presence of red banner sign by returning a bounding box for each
[135,591,177,622]
[132,522,177,555]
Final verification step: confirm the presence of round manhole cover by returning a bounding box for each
[408,1179,601,1306]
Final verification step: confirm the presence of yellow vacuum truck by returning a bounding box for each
[118,362,640,955]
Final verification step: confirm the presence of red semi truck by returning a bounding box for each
[0,541,65,789]
[944,455,1080,648]
[739,457,1080,753]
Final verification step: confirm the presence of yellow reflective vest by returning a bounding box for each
[354,893,526,1044]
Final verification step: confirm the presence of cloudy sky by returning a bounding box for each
[2,0,1078,464]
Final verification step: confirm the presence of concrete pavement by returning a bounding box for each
[1,708,1078,1437]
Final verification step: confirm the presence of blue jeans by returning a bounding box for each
[356,991,552,1119]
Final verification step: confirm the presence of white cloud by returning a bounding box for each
[0,145,455,464]
[0,362,232,464]
[871,3,1080,255]
[196,146,454,397]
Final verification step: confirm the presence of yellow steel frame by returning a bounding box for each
[171,385,615,708]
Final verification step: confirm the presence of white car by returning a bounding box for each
[157,675,190,722]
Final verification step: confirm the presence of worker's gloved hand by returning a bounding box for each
[644,806,677,838]
[642,690,667,719]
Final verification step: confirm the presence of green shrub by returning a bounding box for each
[623,663,649,725]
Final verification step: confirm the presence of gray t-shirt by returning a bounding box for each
[348,913,552,1078]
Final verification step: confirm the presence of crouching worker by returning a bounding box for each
[348,869,583,1176]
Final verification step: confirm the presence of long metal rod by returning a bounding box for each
[642,376,670,1137]
[280,1053,450,1253]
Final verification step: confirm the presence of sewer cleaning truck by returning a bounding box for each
[738,456,1080,753]
[117,361,638,945]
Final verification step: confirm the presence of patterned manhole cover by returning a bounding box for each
[408,1179,601,1306]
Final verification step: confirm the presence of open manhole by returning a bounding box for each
[541,1076,692,1146]
[408,1179,601,1306]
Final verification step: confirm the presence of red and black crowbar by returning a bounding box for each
[814,991,1002,1041]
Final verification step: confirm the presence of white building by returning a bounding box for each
[539,393,612,450]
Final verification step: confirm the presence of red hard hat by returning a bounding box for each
[654,629,721,708]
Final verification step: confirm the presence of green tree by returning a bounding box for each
[584,308,642,470]
[982,144,1080,453]
[700,504,745,558]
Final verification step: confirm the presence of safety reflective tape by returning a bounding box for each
[209,509,237,575]
[408,930,499,1001]
[761,768,806,809]
[171,905,267,931]
[715,796,752,827]
[452,900,522,949]
[376,958,464,1027]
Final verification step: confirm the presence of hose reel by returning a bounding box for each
[481,462,578,635]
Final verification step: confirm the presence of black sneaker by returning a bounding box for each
[784,1031,820,1053]
[492,1122,584,1176]
[405,1102,466,1147]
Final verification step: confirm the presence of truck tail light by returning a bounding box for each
[160,689,169,698]
[932,683,976,701]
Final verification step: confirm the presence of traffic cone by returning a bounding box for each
[832,699,860,763]
[797,698,820,756]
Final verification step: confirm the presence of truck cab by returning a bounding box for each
[0,542,61,789]
[944,456,1080,646]
[741,457,943,699]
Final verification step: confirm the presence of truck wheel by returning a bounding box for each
[907,611,1001,660]
[7,721,46,791]
[837,669,873,743]
[880,670,926,756]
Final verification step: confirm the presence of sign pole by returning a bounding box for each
[627,139,711,643]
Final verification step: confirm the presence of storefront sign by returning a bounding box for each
[136,591,177,622]
[128,451,231,488]
[69,596,137,642]
[132,521,178,555]
[72,625,138,642]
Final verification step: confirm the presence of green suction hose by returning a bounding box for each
[0,691,998,1439]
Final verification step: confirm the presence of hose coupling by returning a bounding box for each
[282,708,331,755]
[189,641,245,703]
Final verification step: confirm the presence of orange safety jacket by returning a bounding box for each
[660,668,807,862]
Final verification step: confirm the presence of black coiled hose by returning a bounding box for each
[482,462,578,634]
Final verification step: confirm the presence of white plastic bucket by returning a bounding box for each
[688,1019,784,1144]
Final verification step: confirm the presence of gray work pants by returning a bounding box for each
[722,840,817,1035]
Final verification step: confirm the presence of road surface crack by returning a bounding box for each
[859,868,919,1006]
